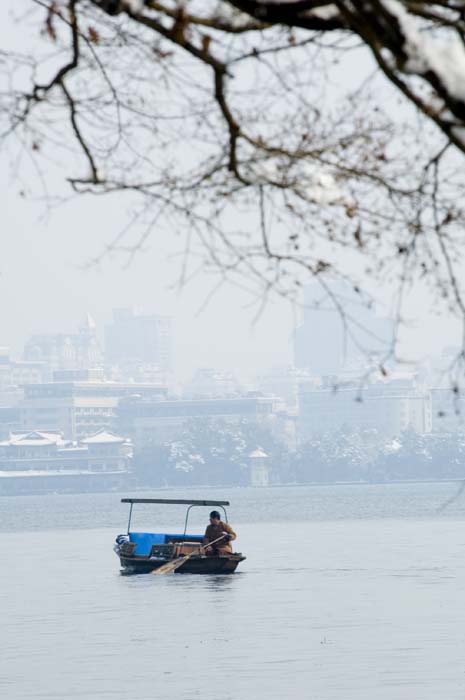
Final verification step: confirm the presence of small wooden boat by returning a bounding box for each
[115,498,246,575]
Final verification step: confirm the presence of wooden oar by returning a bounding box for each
[151,534,227,575]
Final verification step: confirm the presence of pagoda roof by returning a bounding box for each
[80,429,125,445]
[0,431,65,447]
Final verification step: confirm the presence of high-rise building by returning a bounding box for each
[105,308,172,373]
[23,314,102,372]
[294,283,393,376]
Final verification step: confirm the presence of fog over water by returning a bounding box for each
[2,483,465,700]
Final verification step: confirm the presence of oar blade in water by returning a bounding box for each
[151,554,191,575]
[151,534,225,575]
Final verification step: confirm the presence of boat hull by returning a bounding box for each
[119,553,245,575]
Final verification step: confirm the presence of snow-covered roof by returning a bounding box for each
[0,468,128,478]
[56,447,88,454]
[249,448,268,459]
[80,429,125,445]
[0,431,65,447]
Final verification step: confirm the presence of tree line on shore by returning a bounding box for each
[131,418,465,487]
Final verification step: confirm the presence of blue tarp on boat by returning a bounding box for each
[129,532,203,556]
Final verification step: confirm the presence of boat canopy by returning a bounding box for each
[121,498,230,533]
[121,498,230,506]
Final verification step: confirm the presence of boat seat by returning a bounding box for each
[173,542,201,557]
[165,534,203,544]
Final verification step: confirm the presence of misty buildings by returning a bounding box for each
[0,407,20,440]
[117,395,278,446]
[19,375,167,440]
[23,314,102,372]
[184,368,241,398]
[257,365,313,411]
[294,283,393,375]
[292,283,429,440]
[21,310,173,385]
[0,347,48,389]
[105,308,172,374]
[298,379,432,441]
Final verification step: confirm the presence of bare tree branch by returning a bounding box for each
[2,0,465,372]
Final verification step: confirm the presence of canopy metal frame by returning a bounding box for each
[183,503,228,538]
[121,498,230,534]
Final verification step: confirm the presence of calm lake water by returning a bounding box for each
[2,482,465,699]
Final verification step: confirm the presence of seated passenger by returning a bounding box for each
[203,510,236,556]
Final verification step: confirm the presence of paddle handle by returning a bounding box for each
[198,533,227,552]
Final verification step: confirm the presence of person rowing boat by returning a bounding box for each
[202,510,237,556]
